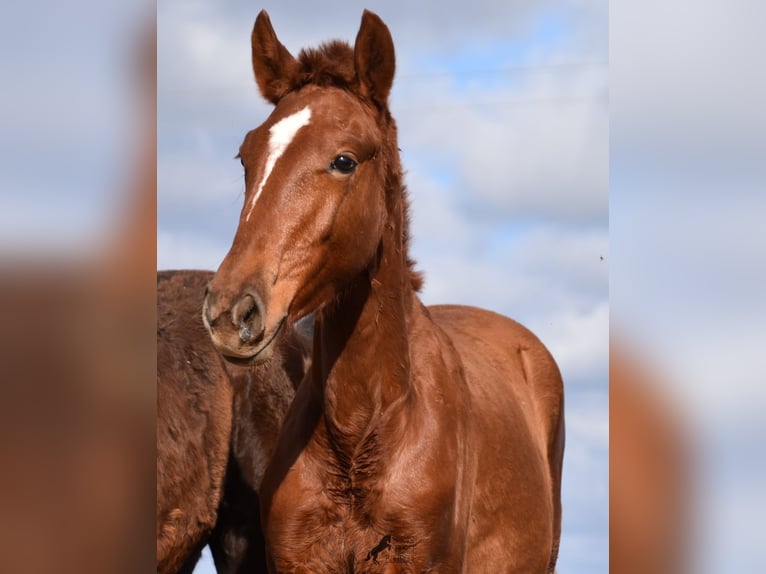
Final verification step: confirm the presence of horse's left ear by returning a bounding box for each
[354,10,395,108]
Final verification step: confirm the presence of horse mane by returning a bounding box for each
[290,41,424,292]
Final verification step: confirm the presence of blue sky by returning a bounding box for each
[158,1,608,572]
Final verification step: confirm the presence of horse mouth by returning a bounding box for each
[220,316,286,365]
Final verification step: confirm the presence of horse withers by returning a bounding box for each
[203,11,564,573]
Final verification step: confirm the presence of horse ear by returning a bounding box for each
[251,10,299,104]
[354,10,395,108]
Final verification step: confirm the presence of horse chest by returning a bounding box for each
[266,448,463,573]
[270,517,420,573]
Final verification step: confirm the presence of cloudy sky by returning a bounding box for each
[158,1,608,572]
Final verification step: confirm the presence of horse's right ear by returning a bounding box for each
[251,11,298,104]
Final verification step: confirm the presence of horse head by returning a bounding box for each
[204,11,397,362]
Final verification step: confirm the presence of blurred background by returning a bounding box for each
[0,0,762,572]
[611,2,766,572]
[0,1,156,573]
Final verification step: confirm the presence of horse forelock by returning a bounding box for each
[294,41,357,94]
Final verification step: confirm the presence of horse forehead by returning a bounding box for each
[269,89,375,136]
[268,106,313,148]
[243,105,314,221]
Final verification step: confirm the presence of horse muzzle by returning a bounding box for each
[202,287,281,363]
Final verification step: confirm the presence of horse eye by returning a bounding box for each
[330,155,357,174]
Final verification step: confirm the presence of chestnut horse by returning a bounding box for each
[157,270,310,573]
[204,10,564,573]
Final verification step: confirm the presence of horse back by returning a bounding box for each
[429,304,564,573]
[157,270,234,574]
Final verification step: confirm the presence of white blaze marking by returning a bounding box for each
[245,106,312,221]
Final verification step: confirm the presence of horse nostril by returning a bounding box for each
[231,293,265,345]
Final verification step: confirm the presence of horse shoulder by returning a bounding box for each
[427,303,563,571]
[427,304,563,450]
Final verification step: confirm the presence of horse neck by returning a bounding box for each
[229,350,302,489]
[313,167,415,452]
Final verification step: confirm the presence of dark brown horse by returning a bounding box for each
[156,270,310,573]
[204,10,564,573]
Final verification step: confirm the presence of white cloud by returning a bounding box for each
[158,145,244,206]
[396,67,607,222]
[157,230,228,271]
[415,225,608,317]
[535,301,609,387]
